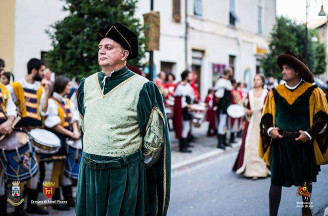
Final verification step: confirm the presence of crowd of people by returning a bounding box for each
[1,22,328,216]
[0,58,79,215]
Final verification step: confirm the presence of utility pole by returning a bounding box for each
[184,0,188,69]
[305,0,309,64]
[149,0,154,81]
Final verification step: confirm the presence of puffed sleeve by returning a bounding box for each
[137,81,171,216]
[44,99,61,128]
[77,78,86,118]
[70,101,80,123]
[137,81,170,167]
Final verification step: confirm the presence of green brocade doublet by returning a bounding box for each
[270,85,319,187]
[76,67,171,216]
[83,73,146,157]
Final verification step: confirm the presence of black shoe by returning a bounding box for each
[26,189,49,215]
[187,143,194,148]
[52,188,70,211]
[62,185,75,207]
[180,138,193,153]
[230,133,237,144]
[179,148,192,153]
[187,135,197,142]
[217,135,226,150]
[223,134,232,147]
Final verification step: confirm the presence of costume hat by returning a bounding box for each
[98,23,138,59]
[276,50,314,83]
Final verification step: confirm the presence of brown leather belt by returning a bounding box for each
[278,130,300,138]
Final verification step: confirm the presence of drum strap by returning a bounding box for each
[52,97,71,124]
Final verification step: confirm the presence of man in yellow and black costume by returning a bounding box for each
[259,50,328,216]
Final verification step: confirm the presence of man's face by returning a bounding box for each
[64,83,71,95]
[98,38,129,68]
[282,64,298,82]
[33,65,45,81]
[44,68,52,81]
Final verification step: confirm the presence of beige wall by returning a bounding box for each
[0,0,15,73]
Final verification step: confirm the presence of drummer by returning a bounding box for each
[7,58,50,215]
[0,82,17,216]
[173,69,197,153]
[214,68,233,150]
[44,75,80,210]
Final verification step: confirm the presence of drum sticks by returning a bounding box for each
[0,97,30,141]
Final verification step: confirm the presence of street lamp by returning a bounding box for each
[318,5,326,16]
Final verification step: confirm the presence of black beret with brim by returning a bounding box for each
[276,50,314,83]
[98,23,138,59]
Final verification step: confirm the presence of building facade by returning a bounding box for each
[0,0,276,99]
[136,0,276,98]
[0,0,67,79]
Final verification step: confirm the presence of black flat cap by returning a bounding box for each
[98,23,138,59]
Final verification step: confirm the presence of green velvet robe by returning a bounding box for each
[76,66,171,216]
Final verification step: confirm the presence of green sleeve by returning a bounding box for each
[137,82,166,136]
[137,81,171,215]
[77,77,86,117]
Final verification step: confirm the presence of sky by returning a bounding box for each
[276,0,328,23]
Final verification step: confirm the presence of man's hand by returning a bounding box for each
[269,127,283,139]
[41,79,50,94]
[70,131,80,140]
[0,120,13,135]
[295,130,310,143]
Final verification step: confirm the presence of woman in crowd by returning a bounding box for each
[44,75,80,210]
[232,74,270,180]
[0,72,14,86]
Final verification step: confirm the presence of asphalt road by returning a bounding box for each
[168,149,328,216]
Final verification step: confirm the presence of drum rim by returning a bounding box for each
[30,129,61,146]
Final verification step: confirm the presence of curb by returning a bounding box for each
[172,143,240,172]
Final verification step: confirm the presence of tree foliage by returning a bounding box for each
[45,0,146,79]
[262,16,326,78]
[313,42,327,75]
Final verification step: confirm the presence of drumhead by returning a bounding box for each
[191,104,206,111]
[30,129,61,147]
[0,130,29,151]
[227,104,245,118]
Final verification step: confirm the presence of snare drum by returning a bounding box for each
[64,138,82,179]
[0,129,38,181]
[29,129,61,154]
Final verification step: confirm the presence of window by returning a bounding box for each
[229,55,236,77]
[258,6,262,34]
[194,0,203,17]
[172,0,181,22]
[229,0,239,26]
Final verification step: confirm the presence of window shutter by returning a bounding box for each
[172,0,181,22]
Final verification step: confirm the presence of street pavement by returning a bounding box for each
[6,122,328,215]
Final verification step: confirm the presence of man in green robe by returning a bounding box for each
[76,23,171,216]
[260,50,328,216]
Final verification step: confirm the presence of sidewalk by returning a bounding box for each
[170,122,241,172]
[7,122,240,215]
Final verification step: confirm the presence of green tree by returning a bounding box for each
[261,16,298,78]
[45,0,146,79]
[313,42,327,75]
[262,16,324,78]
